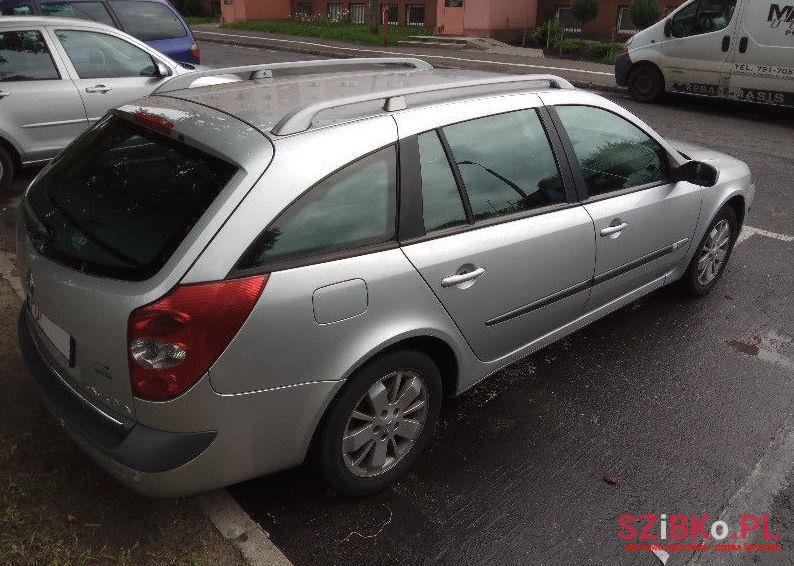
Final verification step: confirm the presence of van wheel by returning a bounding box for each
[628,65,664,103]
[681,206,738,297]
[316,350,442,496]
[0,146,14,194]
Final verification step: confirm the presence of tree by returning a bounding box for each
[369,0,380,33]
[570,0,600,26]
[629,0,662,30]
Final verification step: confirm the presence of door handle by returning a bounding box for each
[441,267,486,288]
[85,84,112,93]
[600,222,629,237]
[0,90,10,98]
[739,37,748,53]
[721,35,730,52]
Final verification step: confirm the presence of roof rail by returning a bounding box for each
[152,57,433,95]
[271,74,575,136]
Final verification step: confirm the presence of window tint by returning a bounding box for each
[0,5,32,14]
[441,110,566,221]
[41,2,115,26]
[25,115,237,280]
[418,131,467,232]
[56,30,157,78]
[110,0,187,41]
[671,0,737,38]
[555,105,669,197]
[0,30,59,81]
[237,146,397,270]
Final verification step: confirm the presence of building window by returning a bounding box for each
[445,0,463,6]
[617,5,638,34]
[349,3,365,23]
[328,2,343,20]
[556,5,582,33]
[381,4,398,24]
[406,4,425,26]
[298,3,312,15]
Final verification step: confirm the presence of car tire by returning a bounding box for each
[316,349,442,496]
[628,65,665,103]
[682,206,738,297]
[0,146,14,194]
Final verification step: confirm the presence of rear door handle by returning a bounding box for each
[85,84,112,93]
[0,90,10,98]
[441,267,486,288]
[600,222,629,237]
[721,35,730,52]
[739,37,748,53]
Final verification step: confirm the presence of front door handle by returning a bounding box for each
[441,267,486,288]
[721,35,730,52]
[600,222,629,237]
[85,84,112,94]
[739,37,748,53]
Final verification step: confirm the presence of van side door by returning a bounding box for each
[659,0,742,97]
[727,0,794,106]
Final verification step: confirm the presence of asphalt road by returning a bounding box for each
[0,42,791,566]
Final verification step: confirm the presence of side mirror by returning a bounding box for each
[156,61,172,77]
[664,18,672,37]
[673,160,719,187]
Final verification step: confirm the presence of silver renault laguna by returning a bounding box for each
[17,58,754,497]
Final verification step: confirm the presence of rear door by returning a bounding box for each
[396,96,595,363]
[548,102,701,309]
[0,27,87,162]
[727,0,794,106]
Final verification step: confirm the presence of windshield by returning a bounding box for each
[25,115,237,280]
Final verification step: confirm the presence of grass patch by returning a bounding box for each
[224,19,432,46]
[185,16,219,25]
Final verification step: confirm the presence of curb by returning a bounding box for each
[193,30,623,95]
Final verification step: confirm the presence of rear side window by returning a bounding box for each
[0,30,59,81]
[41,2,115,26]
[110,0,188,40]
[25,115,237,280]
[236,146,397,270]
[441,110,566,222]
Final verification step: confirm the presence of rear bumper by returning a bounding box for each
[615,53,632,87]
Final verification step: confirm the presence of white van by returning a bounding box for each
[615,0,794,107]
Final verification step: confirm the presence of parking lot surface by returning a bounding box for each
[0,43,791,566]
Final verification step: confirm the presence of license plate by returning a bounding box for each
[28,298,74,366]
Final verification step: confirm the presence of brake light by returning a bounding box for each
[128,275,267,401]
[133,110,174,136]
[190,42,200,62]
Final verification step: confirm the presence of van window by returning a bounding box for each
[41,2,115,26]
[670,0,737,38]
[25,115,237,280]
[109,0,187,40]
[236,146,397,270]
[0,30,59,81]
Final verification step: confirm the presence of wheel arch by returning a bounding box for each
[0,134,22,168]
[628,60,666,91]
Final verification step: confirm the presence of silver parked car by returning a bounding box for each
[0,16,222,191]
[17,58,755,497]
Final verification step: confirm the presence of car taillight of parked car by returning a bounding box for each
[128,275,267,401]
[190,42,200,62]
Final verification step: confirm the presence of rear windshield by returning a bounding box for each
[110,0,188,41]
[25,115,237,281]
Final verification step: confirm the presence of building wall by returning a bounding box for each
[264,1,438,28]
[221,0,291,24]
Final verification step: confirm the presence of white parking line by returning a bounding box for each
[735,225,794,246]
[195,30,614,77]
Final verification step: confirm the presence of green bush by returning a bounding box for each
[629,0,661,30]
[585,41,623,64]
[571,0,600,24]
[532,17,567,51]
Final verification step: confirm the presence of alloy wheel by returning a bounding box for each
[697,219,731,286]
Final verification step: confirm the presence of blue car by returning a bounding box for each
[0,0,200,63]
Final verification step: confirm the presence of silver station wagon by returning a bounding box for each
[17,58,755,497]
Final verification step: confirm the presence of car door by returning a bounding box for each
[659,0,742,97]
[49,27,170,124]
[0,27,87,162]
[396,98,596,363]
[549,103,701,310]
[727,0,794,106]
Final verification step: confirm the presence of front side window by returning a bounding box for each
[418,131,467,232]
[0,30,59,81]
[670,0,737,38]
[56,29,157,79]
[555,105,669,197]
[41,2,115,26]
[236,146,397,270]
[441,110,566,222]
[109,0,187,41]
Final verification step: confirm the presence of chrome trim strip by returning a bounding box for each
[21,117,86,129]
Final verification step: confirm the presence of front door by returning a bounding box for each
[659,0,742,97]
[398,107,595,362]
[551,105,701,309]
[50,28,168,124]
[0,28,87,162]
[727,0,794,106]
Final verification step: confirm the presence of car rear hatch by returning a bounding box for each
[16,96,273,420]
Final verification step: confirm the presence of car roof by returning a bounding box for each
[161,65,574,137]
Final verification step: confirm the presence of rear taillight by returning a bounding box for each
[190,42,200,62]
[128,275,267,401]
